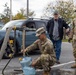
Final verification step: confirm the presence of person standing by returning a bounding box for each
[21,27,56,75]
[46,10,70,63]
[68,18,76,68]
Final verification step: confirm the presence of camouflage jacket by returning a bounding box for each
[25,38,56,62]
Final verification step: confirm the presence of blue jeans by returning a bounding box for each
[51,39,62,60]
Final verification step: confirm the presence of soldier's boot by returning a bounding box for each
[42,71,50,75]
[71,64,76,68]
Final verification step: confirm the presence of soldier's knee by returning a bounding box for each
[41,54,50,58]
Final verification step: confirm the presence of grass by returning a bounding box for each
[62,39,68,42]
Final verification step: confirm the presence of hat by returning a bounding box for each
[36,27,45,37]
[53,10,58,15]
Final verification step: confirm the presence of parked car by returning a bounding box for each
[0,18,50,58]
[0,21,4,29]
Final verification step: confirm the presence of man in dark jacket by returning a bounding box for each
[46,10,70,63]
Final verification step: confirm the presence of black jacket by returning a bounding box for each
[46,18,69,40]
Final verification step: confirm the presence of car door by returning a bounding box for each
[22,21,37,47]
[17,20,50,49]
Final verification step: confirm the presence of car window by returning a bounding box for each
[2,20,25,30]
[22,22,36,29]
[35,21,46,30]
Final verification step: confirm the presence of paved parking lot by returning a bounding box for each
[0,42,76,75]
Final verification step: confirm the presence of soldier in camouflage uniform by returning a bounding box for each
[68,18,76,68]
[21,27,56,75]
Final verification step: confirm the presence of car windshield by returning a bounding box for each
[2,20,25,30]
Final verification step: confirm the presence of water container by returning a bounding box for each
[23,66,36,75]
[20,56,32,68]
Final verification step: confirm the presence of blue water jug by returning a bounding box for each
[23,66,36,75]
[20,56,32,68]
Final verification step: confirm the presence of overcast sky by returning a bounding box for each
[0,0,56,18]
[0,0,76,18]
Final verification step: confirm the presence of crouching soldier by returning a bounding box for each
[21,27,56,75]
[68,18,76,68]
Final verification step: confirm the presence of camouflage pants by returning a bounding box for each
[72,40,76,62]
[32,54,54,72]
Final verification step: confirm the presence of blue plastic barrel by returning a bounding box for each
[20,56,32,68]
[23,66,36,75]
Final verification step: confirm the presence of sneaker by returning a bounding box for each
[56,60,60,64]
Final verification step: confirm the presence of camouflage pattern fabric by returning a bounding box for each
[72,40,76,61]
[25,38,56,71]
[35,54,54,71]
[70,18,76,62]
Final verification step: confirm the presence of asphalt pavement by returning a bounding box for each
[0,42,76,75]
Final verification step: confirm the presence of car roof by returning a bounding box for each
[9,19,26,22]
[3,18,48,25]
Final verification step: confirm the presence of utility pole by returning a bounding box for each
[10,0,12,21]
[27,0,29,19]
